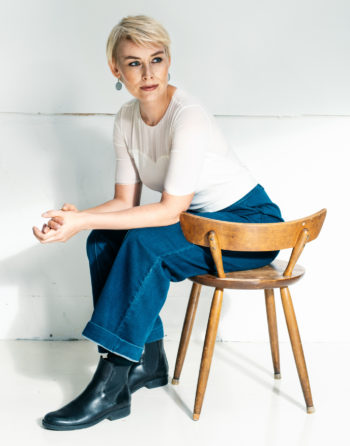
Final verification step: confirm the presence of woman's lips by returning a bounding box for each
[140,85,158,91]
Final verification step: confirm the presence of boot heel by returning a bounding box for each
[107,405,131,421]
[145,376,168,389]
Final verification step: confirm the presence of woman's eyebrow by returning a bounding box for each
[123,50,164,60]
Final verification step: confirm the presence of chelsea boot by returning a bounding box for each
[128,339,169,393]
[42,357,131,431]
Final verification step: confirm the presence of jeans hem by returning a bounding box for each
[82,320,143,362]
[146,326,164,343]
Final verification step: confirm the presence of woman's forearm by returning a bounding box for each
[83,198,133,214]
[82,202,178,230]
[36,191,192,243]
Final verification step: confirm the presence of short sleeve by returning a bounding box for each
[113,111,141,184]
[164,106,211,195]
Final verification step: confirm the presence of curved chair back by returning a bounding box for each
[180,209,327,277]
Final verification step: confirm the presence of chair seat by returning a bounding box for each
[189,260,305,290]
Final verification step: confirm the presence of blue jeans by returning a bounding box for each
[82,184,283,362]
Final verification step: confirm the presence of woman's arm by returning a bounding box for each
[33,190,194,243]
[83,190,194,230]
[84,182,142,213]
[40,182,143,233]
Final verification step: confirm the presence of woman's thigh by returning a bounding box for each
[124,219,277,283]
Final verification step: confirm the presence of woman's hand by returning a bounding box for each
[33,208,87,244]
[41,203,79,234]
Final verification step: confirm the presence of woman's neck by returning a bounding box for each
[139,84,177,126]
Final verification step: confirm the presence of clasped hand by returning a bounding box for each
[32,203,85,244]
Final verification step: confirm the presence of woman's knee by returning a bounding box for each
[86,229,127,259]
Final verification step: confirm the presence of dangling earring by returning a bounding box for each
[168,73,171,81]
[115,78,122,90]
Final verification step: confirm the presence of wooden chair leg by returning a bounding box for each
[193,287,224,421]
[172,282,202,385]
[280,286,315,413]
[264,288,281,379]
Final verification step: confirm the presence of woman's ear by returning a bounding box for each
[108,60,119,78]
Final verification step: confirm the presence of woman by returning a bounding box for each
[33,15,283,430]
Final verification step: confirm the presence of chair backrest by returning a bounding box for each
[180,209,327,277]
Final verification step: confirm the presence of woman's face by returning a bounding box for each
[110,39,171,102]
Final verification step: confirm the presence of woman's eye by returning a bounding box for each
[128,57,162,67]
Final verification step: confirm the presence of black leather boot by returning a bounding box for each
[42,357,131,431]
[128,339,169,393]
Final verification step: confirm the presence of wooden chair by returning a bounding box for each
[171,209,327,420]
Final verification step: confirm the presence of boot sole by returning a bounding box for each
[131,375,169,393]
[42,404,131,431]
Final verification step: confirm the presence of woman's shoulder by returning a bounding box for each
[117,98,137,115]
[171,87,213,126]
[173,87,209,111]
[114,98,138,128]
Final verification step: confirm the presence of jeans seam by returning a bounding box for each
[115,257,162,337]
[115,244,194,339]
[161,243,195,259]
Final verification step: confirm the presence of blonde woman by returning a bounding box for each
[33,15,283,430]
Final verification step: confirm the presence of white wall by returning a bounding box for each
[2,0,350,115]
[0,0,349,343]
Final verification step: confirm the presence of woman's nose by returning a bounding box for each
[142,64,154,79]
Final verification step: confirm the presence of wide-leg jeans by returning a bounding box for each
[82,184,283,362]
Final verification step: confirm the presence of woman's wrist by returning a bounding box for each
[79,211,93,231]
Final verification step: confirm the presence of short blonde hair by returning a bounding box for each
[106,15,171,66]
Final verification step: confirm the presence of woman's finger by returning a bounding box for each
[33,226,61,243]
[42,209,63,218]
[48,220,61,230]
[33,226,54,241]
[52,216,64,225]
[62,203,78,212]
[41,223,50,234]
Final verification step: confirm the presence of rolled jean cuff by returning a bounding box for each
[82,321,143,362]
[95,326,164,355]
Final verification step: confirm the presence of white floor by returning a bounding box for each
[1,339,349,446]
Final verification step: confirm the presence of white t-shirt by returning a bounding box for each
[113,87,257,212]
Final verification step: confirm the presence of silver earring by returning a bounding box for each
[168,73,170,81]
[115,79,122,90]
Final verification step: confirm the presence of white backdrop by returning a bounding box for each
[0,0,349,343]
